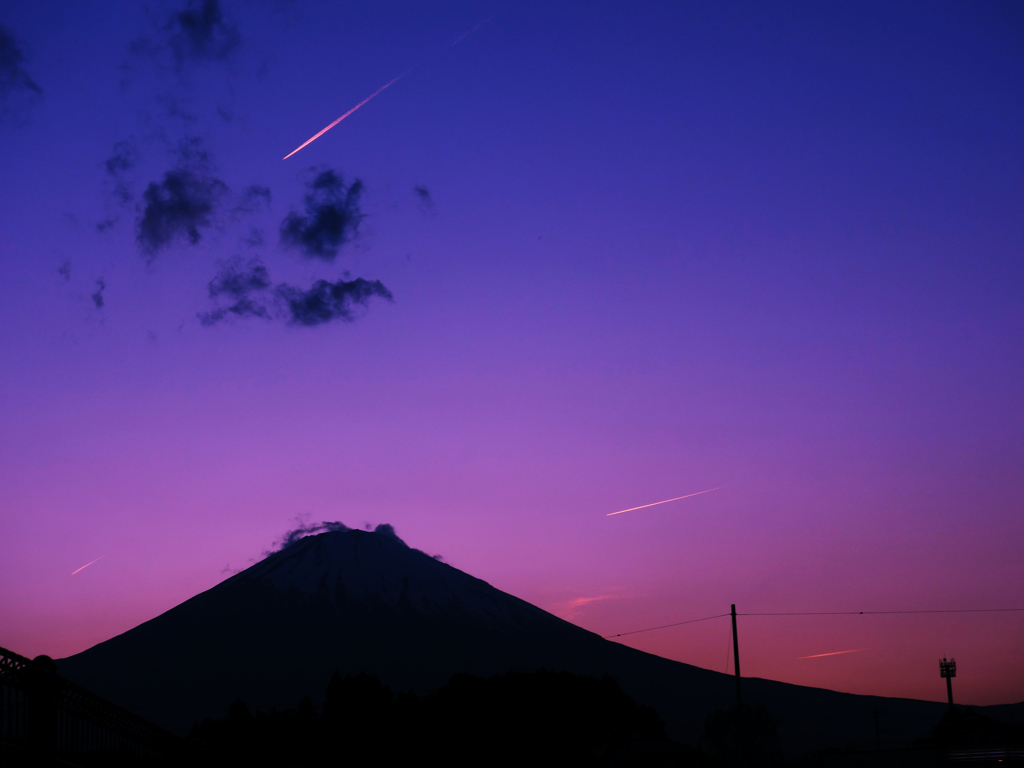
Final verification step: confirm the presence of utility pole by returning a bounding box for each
[731,604,742,708]
[731,604,746,768]
[939,658,956,707]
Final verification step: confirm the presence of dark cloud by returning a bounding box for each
[0,25,42,101]
[104,140,138,206]
[168,0,241,66]
[158,95,198,122]
[138,170,227,254]
[0,25,42,121]
[280,169,364,260]
[57,260,70,281]
[91,278,106,309]
[276,276,392,326]
[136,139,228,257]
[105,141,137,176]
[242,227,264,247]
[269,520,353,553]
[125,0,239,90]
[198,257,271,325]
[209,257,270,298]
[198,297,269,325]
[267,521,410,555]
[371,523,407,546]
[413,185,434,213]
[234,184,271,214]
[198,259,391,329]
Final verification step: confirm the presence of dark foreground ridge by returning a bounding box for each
[56,528,1023,758]
[190,669,693,767]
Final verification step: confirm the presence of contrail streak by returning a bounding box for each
[452,11,498,45]
[799,649,865,659]
[282,12,500,160]
[71,556,104,575]
[283,69,414,160]
[607,487,723,516]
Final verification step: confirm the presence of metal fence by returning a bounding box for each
[0,644,188,765]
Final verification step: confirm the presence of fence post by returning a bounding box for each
[25,655,59,759]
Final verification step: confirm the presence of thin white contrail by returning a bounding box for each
[282,12,499,160]
[607,487,723,516]
[71,555,104,575]
[799,649,865,659]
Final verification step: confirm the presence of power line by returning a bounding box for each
[740,608,1024,617]
[604,613,730,638]
[604,607,1024,640]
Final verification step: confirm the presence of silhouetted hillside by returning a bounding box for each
[54,528,1017,758]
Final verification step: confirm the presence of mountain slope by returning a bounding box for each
[57,529,967,753]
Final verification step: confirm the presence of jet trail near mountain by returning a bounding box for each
[607,487,723,516]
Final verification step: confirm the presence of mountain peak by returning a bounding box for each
[213,527,552,630]
[268,520,408,552]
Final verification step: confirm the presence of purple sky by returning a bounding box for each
[1,1,1022,706]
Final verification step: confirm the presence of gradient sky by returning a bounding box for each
[1,1,1022,707]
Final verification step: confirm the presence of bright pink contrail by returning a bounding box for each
[607,486,723,516]
[283,69,414,160]
[282,12,500,160]
[799,649,865,659]
[71,555,104,575]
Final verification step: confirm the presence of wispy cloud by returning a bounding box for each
[131,0,240,70]
[565,595,616,608]
[555,593,625,619]
[198,262,392,328]
[413,185,435,214]
[168,0,240,65]
[91,278,106,309]
[265,520,409,555]
[198,257,272,325]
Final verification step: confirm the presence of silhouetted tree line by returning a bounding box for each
[700,704,785,767]
[188,669,695,767]
[919,705,1024,750]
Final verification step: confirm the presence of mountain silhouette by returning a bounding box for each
[56,528,1020,755]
